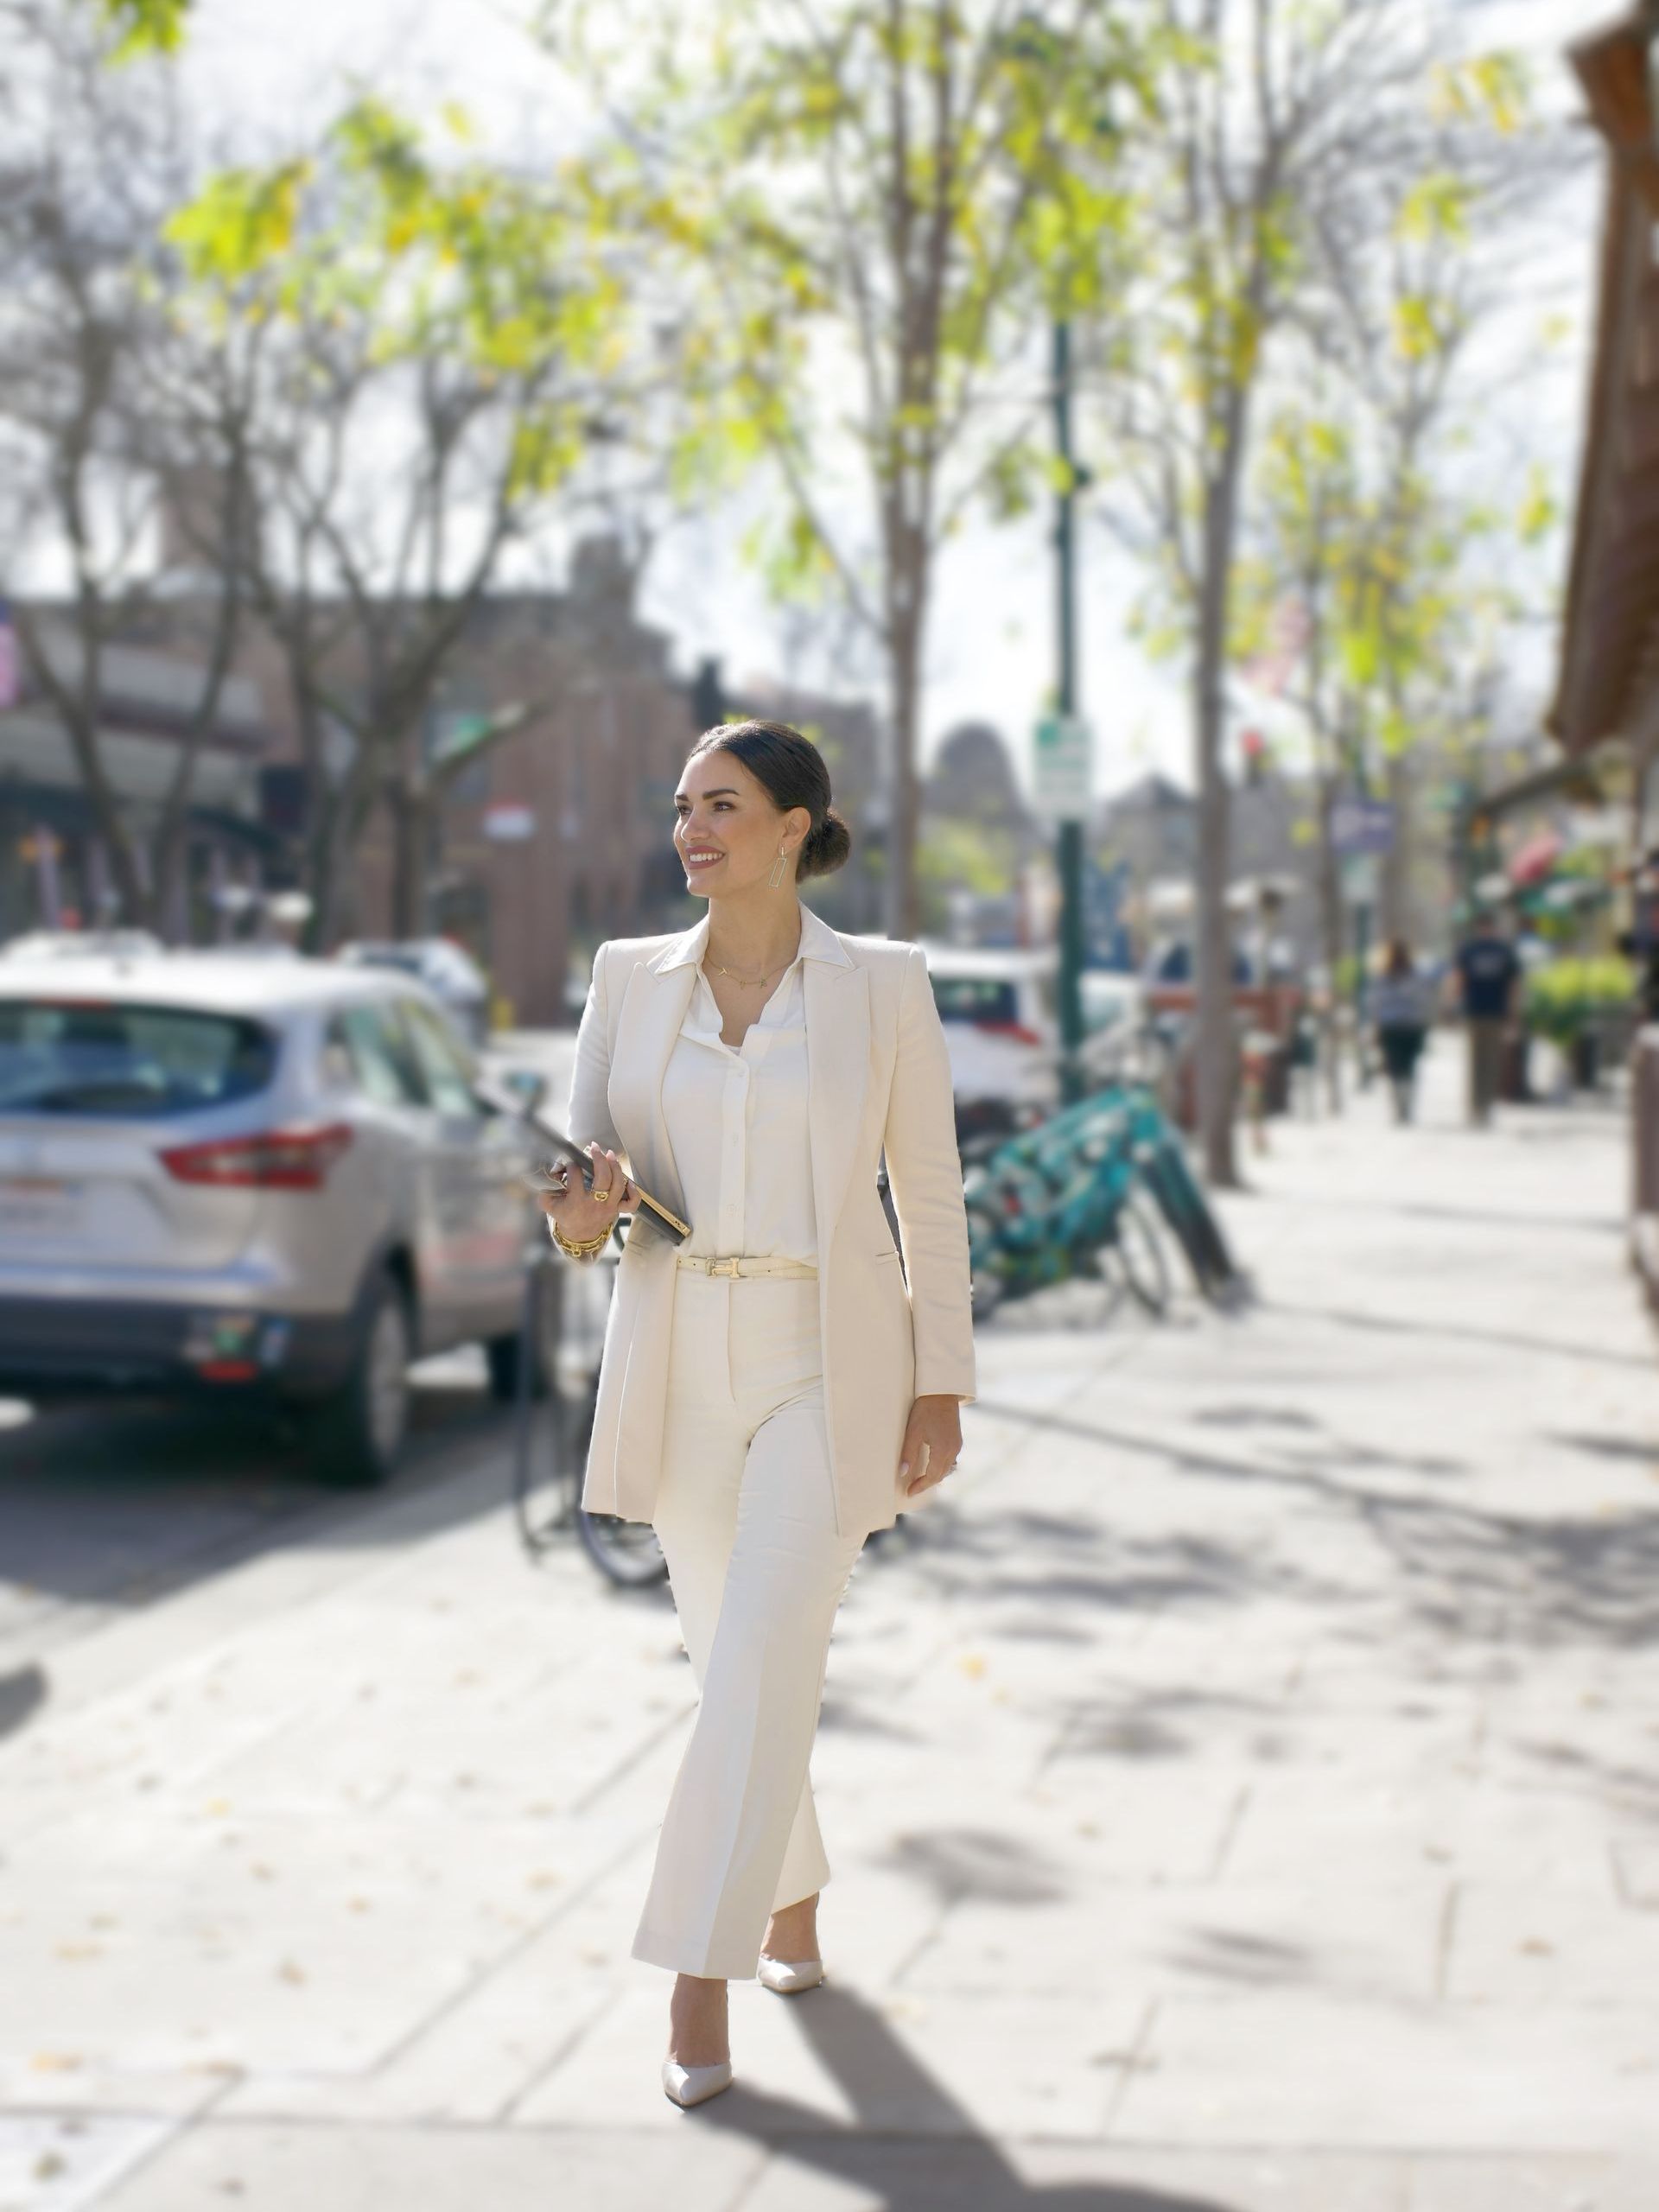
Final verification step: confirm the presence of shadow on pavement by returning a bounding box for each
[1189,1404,1319,1430]
[1249,1191,1625,1236]
[1258,1294,1658,1371]
[0,1660,46,1739]
[961,1400,1659,1657]
[681,1981,1238,2212]
[1551,1428,1659,1466]
[0,1374,527,1625]
[876,1822,1075,1907]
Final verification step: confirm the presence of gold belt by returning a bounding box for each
[676,1252,818,1280]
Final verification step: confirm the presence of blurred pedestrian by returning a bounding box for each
[539,718,976,2113]
[1455,912,1520,1128]
[1287,1003,1320,1118]
[1370,939,1433,1124]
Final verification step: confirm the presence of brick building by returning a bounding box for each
[0,620,276,941]
[349,540,704,1027]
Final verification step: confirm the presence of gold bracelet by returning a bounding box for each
[550,1216,611,1261]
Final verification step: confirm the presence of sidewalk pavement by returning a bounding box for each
[3,1039,1657,2211]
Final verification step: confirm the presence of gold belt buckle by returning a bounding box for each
[707,1255,743,1278]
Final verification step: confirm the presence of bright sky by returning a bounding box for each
[165,0,1599,798]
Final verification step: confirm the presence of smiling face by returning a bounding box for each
[673,747,811,898]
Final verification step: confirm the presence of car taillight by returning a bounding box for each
[976,1019,1045,1046]
[159,1123,353,1190]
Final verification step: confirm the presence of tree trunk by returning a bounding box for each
[151,821,190,946]
[1378,747,1411,950]
[382,704,437,941]
[1192,699,1236,1184]
[11,605,155,931]
[287,676,379,953]
[1193,474,1241,1190]
[1313,781,1345,1116]
[315,800,359,953]
[99,806,154,935]
[298,773,351,954]
[885,577,925,942]
[388,784,429,941]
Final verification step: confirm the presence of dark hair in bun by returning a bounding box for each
[686,718,853,881]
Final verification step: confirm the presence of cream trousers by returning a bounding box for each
[630,1265,873,1980]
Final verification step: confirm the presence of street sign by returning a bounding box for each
[1329,795,1394,856]
[1033,714,1092,822]
[482,804,537,842]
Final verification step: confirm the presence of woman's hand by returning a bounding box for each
[538,1141,638,1245]
[898,1393,963,1499]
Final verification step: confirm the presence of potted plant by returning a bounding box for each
[1522,957,1636,1089]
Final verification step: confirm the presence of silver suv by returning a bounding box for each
[0,950,556,1484]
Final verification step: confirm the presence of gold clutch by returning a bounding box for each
[518,1131,691,1247]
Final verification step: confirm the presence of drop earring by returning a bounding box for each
[768,846,788,889]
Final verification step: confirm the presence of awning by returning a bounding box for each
[1549,14,1659,756]
[1462,754,1607,824]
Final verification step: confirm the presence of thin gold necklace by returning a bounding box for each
[703,924,802,989]
[704,951,794,988]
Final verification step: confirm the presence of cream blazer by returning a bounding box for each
[563,899,977,1539]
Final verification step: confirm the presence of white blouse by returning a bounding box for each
[660,953,819,1265]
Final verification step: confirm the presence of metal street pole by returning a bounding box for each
[1053,320,1086,1104]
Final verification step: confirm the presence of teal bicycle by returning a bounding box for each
[962,1084,1238,1321]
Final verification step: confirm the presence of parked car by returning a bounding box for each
[918,942,1152,1112]
[335,938,492,1050]
[0,950,559,1485]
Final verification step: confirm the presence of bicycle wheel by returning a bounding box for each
[966,1198,1007,1321]
[578,1508,669,1586]
[553,1362,668,1592]
[512,1382,575,1563]
[1070,1234,1129,1325]
[558,1362,669,1586]
[1179,1163,1239,1291]
[1141,1147,1236,1300]
[1111,1188,1173,1317]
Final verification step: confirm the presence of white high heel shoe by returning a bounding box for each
[661,2056,734,2107]
[756,1952,825,1995]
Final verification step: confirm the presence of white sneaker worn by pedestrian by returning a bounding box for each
[756,1952,825,1994]
[661,2056,734,2108]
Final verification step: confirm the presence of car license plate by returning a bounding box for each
[0,1177,84,1236]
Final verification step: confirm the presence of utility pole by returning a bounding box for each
[1052,319,1087,1104]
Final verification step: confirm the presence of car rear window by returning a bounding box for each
[327,1003,427,1108]
[0,1000,276,1118]
[930,976,1020,1025]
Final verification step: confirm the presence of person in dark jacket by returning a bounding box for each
[1455,915,1521,1126]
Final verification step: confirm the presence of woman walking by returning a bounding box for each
[1371,938,1435,1124]
[537,720,977,2110]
